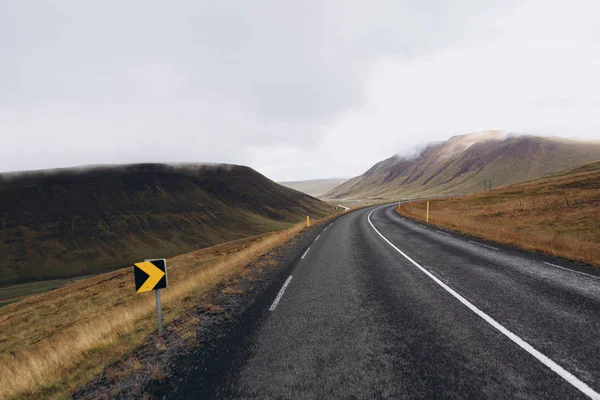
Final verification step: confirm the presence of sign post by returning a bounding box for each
[155,289,163,335]
[134,258,168,335]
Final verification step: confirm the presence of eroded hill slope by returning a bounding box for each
[0,163,331,284]
[326,132,600,199]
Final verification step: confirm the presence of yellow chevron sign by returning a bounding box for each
[134,259,167,293]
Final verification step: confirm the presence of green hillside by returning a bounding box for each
[0,163,331,285]
[326,132,600,199]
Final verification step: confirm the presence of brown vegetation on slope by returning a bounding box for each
[327,132,600,200]
[0,216,333,400]
[0,163,331,285]
[397,161,600,267]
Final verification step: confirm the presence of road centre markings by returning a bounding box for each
[269,275,293,311]
[315,234,321,241]
[368,206,600,400]
[436,230,451,236]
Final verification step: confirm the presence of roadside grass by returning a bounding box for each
[0,275,100,308]
[397,165,600,267]
[0,215,333,400]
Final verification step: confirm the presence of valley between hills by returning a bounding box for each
[2,131,600,400]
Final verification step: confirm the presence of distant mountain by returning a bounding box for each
[0,163,332,285]
[325,131,600,199]
[279,178,348,197]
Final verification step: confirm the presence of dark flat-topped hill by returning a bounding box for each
[0,163,331,285]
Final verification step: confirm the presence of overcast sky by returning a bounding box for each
[1,1,599,181]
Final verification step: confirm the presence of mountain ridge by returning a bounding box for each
[325,132,600,199]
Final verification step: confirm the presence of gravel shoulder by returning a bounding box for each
[73,222,326,400]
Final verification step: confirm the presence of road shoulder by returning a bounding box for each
[72,223,326,400]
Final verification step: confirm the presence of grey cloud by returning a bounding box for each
[2,1,509,109]
[1,0,518,175]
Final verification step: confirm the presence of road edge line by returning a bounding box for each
[468,240,500,251]
[542,262,600,280]
[367,206,599,400]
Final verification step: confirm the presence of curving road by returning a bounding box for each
[192,205,600,399]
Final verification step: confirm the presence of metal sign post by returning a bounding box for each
[155,289,163,335]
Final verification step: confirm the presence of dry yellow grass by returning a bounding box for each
[397,167,600,267]
[0,216,332,400]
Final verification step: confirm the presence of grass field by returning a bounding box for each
[397,161,600,267]
[0,275,100,308]
[0,215,334,400]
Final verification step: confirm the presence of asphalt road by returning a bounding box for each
[196,205,600,399]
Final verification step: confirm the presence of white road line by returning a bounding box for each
[469,240,499,251]
[436,230,451,236]
[269,275,293,311]
[367,206,600,400]
[418,224,427,228]
[315,234,321,241]
[301,247,311,259]
[323,227,328,231]
[543,262,600,280]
